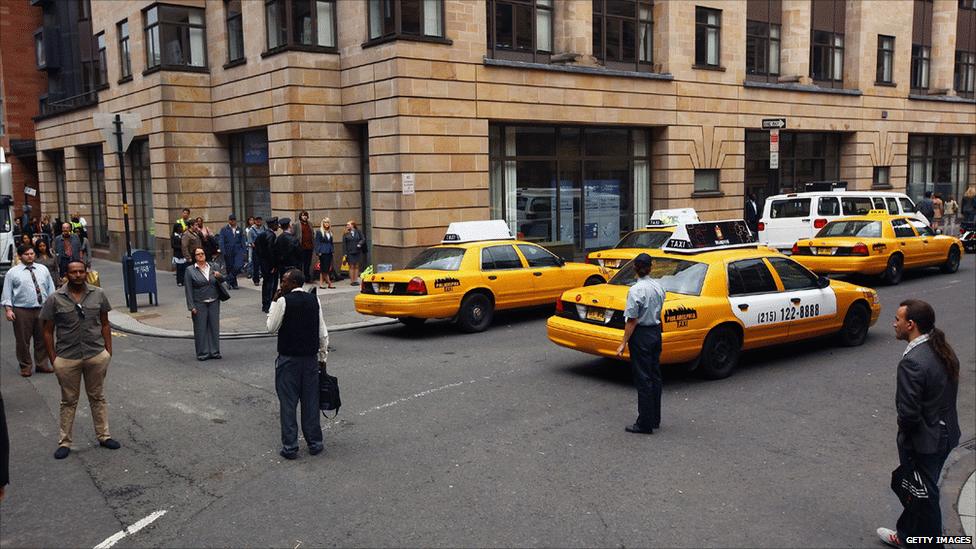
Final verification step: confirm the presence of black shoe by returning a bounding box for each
[309,445,324,456]
[279,449,298,460]
[625,423,654,434]
[54,446,70,459]
[197,355,209,361]
[99,438,121,450]
[261,308,269,313]
[210,354,222,360]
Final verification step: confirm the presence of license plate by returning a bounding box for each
[586,307,606,322]
[815,247,836,255]
[374,283,393,293]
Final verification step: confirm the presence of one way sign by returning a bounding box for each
[762,118,787,129]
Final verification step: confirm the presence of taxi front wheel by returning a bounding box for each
[838,303,870,347]
[940,246,961,274]
[457,293,494,333]
[694,326,741,380]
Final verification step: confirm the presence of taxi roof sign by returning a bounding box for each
[442,220,514,244]
[866,209,891,216]
[646,208,700,228]
[662,219,758,254]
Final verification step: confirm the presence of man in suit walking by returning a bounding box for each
[254,217,279,313]
[273,218,302,281]
[218,214,245,289]
[877,299,961,548]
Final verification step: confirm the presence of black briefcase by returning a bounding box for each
[319,362,341,417]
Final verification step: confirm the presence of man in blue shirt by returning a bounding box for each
[616,253,666,434]
[218,214,245,289]
[1,244,57,376]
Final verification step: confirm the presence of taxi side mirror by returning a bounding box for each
[557,257,566,266]
[816,276,830,289]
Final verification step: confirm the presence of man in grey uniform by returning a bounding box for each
[616,253,666,434]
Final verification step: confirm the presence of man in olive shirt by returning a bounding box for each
[41,261,121,460]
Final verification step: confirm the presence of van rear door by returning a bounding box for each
[764,197,812,250]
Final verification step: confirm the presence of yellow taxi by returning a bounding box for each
[791,210,964,285]
[586,208,699,270]
[355,221,610,332]
[546,220,881,379]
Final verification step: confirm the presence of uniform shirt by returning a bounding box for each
[624,275,665,327]
[266,288,329,362]
[1,263,56,309]
[39,284,112,360]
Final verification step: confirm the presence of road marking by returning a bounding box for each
[93,510,167,549]
[358,369,517,417]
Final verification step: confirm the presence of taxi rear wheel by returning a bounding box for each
[940,246,961,274]
[880,254,903,285]
[456,293,493,333]
[695,326,741,380]
[838,303,870,347]
[584,276,604,286]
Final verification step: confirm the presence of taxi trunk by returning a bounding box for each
[793,237,890,274]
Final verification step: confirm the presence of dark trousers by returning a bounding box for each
[251,254,262,284]
[175,260,187,286]
[191,300,220,359]
[224,252,242,287]
[12,307,48,372]
[896,429,950,545]
[301,249,314,280]
[274,354,323,454]
[260,263,278,312]
[629,324,663,430]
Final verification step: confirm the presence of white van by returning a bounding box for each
[758,190,928,251]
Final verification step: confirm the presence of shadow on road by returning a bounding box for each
[364,305,556,340]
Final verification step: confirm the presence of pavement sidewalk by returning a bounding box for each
[89,257,395,338]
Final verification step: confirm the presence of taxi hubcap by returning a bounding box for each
[471,306,483,320]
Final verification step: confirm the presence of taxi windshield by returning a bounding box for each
[816,220,882,238]
[609,257,708,296]
[615,230,672,249]
[405,247,466,271]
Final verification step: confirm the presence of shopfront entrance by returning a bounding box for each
[744,131,842,204]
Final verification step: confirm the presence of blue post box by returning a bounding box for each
[122,250,158,307]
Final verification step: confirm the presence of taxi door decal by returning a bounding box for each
[728,293,791,327]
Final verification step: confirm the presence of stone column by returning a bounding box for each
[780,0,812,84]
[930,0,958,93]
[553,0,595,64]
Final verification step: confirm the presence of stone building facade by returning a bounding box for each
[30,0,976,267]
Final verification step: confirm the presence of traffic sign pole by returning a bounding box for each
[113,114,138,313]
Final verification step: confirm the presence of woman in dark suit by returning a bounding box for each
[184,247,224,361]
[314,217,335,289]
[342,220,365,285]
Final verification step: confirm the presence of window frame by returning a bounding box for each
[767,257,819,290]
[225,0,246,66]
[876,35,895,85]
[486,0,552,63]
[94,32,109,89]
[873,166,892,189]
[142,3,210,74]
[727,258,779,296]
[746,19,781,81]
[954,50,976,98]
[810,30,844,86]
[694,6,722,69]
[263,0,340,55]
[117,19,132,82]
[891,218,918,238]
[693,169,721,195]
[911,44,930,92]
[364,0,448,47]
[481,245,525,271]
[34,28,46,69]
[592,0,655,73]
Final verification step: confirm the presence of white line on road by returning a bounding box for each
[93,510,167,549]
[358,369,517,416]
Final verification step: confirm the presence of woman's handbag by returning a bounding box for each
[215,279,232,302]
[86,270,101,287]
[318,362,341,417]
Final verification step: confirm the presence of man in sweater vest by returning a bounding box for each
[266,269,329,459]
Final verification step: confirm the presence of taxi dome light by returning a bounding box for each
[852,242,869,256]
[442,220,514,244]
[814,218,828,229]
[406,277,428,295]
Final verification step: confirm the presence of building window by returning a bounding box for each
[745,131,841,197]
[961,0,976,9]
[51,152,69,221]
[911,45,930,91]
[86,146,109,247]
[592,0,653,72]
[908,135,971,204]
[368,0,443,43]
[873,167,891,188]
[955,51,976,97]
[229,131,272,220]
[34,30,46,68]
[144,4,208,71]
[811,31,844,83]
[694,169,720,193]
[876,35,894,84]
[489,125,651,256]
[694,7,721,67]
[0,88,5,136]
[746,21,780,79]
[487,0,552,63]
[128,140,155,252]
[118,20,132,80]
[95,32,108,88]
[264,0,337,52]
[225,0,245,64]
[79,0,91,21]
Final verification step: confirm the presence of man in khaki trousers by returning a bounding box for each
[41,261,121,460]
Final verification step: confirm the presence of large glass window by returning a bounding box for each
[907,135,972,203]
[694,7,721,67]
[489,125,651,258]
[745,131,841,197]
[911,45,930,91]
[368,0,443,42]
[225,0,245,64]
[34,30,46,68]
[487,0,552,62]
[144,4,208,70]
[746,21,780,79]
[265,0,336,51]
[592,0,653,72]
[876,35,894,84]
[955,50,976,98]
[118,20,132,80]
[129,140,155,252]
[86,146,108,247]
[51,151,69,221]
[811,30,844,83]
[95,33,108,88]
[229,131,272,221]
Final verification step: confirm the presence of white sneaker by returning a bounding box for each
[876,527,902,548]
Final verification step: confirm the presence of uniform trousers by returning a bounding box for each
[12,307,48,372]
[260,263,278,312]
[53,349,111,447]
[630,324,663,430]
[274,355,323,454]
[191,300,220,359]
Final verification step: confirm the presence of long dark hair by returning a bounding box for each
[901,299,959,382]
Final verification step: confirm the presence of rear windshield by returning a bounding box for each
[609,257,708,296]
[770,198,811,218]
[615,230,672,249]
[405,247,466,271]
[816,220,882,238]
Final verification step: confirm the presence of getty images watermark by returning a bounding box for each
[904,536,972,545]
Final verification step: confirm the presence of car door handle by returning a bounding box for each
[488,275,497,280]
[922,240,928,244]
[533,272,543,276]
[791,298,801,304]
[802,219,810,222]
[901,242,906,246]
[738,304,749,311]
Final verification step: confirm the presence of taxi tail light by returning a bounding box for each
[791,243,799,254]
[852,242,870,256]
[813,218,828,229]
[555,298,564,313]
[757,221,765,232]
[406,277,428,295]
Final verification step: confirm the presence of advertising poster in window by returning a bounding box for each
[584,180,620,249]
[243,133,268,165]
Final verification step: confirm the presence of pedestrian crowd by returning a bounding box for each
[916,185,976,235]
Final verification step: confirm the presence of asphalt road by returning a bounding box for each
[1,257,974,548]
